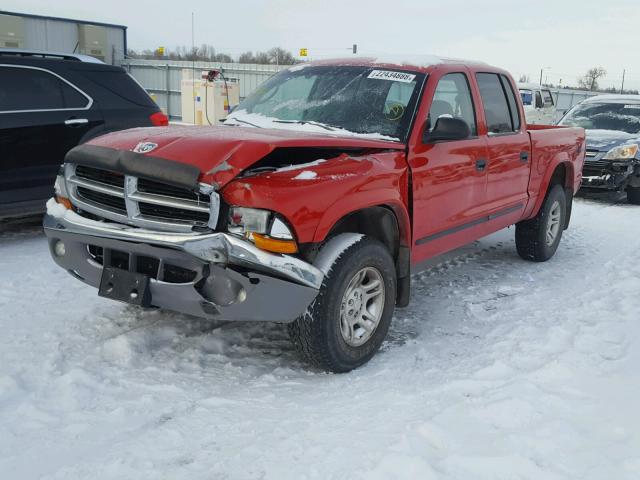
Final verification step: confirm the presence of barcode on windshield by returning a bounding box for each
[368,70,416,83]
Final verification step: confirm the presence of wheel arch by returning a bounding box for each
[529,161,575,228]
[316,202,411,307]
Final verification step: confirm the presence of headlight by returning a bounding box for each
[54,168,68,198]
[228,207,297,254]
[229,207,271,235]
[54,167,73,210]
[603,144,638,160]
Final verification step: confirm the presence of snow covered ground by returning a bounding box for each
[1,196,639,480]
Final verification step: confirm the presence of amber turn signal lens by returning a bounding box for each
[252,233,298,254]
[55,195,73,210]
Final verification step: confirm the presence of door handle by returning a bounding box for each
[520,151,529,163]
[475,158,487,172]
[65,118,89,126]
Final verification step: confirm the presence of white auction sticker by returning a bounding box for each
[624,104,640,109]
[368,70,416,83]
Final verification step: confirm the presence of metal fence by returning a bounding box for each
[123,59,288,120]
[551,88,601,122]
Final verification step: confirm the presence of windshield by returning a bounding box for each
[226,65,426,142]
[519,89,533,106]
[559,102,640,134]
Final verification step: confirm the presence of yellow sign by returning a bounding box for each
[299,48,308,57]
[157,46,165,56]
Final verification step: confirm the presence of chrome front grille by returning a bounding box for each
[65,164,219,233]
[584,159,609,169]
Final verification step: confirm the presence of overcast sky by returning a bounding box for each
[6,0,640,89]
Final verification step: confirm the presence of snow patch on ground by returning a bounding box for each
[1,198,640,479]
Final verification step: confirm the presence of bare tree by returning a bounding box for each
[267,47,297,65]
[518,74,530,83]
[578,67,607,91]
[128,46,300,65]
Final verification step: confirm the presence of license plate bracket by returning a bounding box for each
[99,267,151,307]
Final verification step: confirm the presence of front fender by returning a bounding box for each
[221,151,410,245]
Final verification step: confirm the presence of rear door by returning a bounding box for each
[475,73,531,212]
[408,71,490,261]
[0,64,102,208]
[541,88,556,124]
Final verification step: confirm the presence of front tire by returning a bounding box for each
[288,235,396,373]
[516,184,567,262]
[627,186,640,205]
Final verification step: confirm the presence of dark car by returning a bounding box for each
[0,49,168,219]
[558,95,640,204]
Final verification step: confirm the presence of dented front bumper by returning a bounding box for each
[43,201,322,322]
[581,159,636,190]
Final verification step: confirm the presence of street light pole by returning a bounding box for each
[621,69,626,94]
[539,67,551,86]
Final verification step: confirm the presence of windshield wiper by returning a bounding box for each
[224,117,262,128]
[273,119,337,131]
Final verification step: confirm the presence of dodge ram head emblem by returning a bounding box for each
[133,142,158,154]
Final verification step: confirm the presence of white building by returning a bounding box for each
[0,10,127,65]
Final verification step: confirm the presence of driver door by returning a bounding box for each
[408,72,490,263]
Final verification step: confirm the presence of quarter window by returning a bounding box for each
[428,73,477,136]
[476,73,520,134]
[0,66,89,112]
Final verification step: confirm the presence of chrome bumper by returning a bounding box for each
[43,200,323,322]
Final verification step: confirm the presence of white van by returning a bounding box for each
[518,83,556,124]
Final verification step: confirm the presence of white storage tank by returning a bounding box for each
[181,69,240,125]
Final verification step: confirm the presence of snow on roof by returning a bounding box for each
[371,54,486,67]
[583,94,640,104]
[303,54,488,70]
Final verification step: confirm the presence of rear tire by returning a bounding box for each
[627,186,640,205]
[288,235,396,373]
[516,184,567,262]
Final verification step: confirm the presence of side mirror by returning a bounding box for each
[424,117,471,143]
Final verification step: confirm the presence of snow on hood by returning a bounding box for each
[85,125,403,188]
[586,129,640,151]
[225,110,400,142]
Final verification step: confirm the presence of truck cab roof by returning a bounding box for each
[295,55,499,74]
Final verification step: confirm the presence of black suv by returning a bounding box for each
[0,49,168,219]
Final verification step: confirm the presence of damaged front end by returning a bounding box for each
[43,129,405,322]
[44,200,322,321]
[43,143,327,322]
[582,152,640,191]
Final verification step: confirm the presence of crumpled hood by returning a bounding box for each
[87,125,403,188]
[586,129,640,152]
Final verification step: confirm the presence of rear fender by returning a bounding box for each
[525,160,575,220]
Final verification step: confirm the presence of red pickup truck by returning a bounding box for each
[45,57,585,372]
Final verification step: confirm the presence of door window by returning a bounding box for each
[500,75,521,131]
[0,66,90,112]
[428,73,477,135]
[476,73,520,134]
